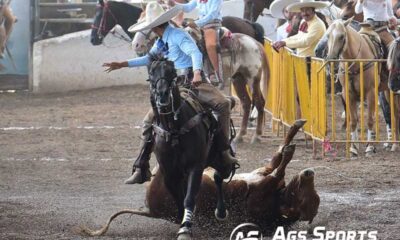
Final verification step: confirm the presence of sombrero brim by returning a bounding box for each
[287,2,329,12]
[128,5,183,32]
[270,0,300,19]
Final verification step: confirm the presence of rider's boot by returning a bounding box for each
[124,138,153,184]
[124,116,153,184]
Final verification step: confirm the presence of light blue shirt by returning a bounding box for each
[128,25,203,71]
[180,0,223,28]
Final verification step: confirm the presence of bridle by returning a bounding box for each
[91,1,131,44]
[136,30,157,54]
[388,38,400,75]
[149,62,180,119]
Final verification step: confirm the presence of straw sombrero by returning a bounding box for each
[287,0,330,12]
[128,2,182,32]
[270,0,300,19]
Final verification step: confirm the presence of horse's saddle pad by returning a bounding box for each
[359,27,382,58]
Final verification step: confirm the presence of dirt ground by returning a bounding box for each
[0,85,399,240]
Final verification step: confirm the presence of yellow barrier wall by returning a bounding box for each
[262,40,399,157]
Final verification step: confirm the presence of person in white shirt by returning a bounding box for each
[355,0,397,49]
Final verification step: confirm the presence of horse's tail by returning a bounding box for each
[77,209,153,236]
[250,22,265,45]
[260,43,270,99]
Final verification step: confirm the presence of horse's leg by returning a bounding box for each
[177,167,203,240]
[349,94,359,157]
[340,95,347,130]
[163,172,185,222]
[0,26,6,58]
[380,91,393,150]
[213,172,228,220]
[251,83,265,144]
[232,74,251,143]
[391,96,400,152]
[365,91,377,157]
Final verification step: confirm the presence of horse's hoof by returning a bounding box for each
[177,233,192,240]
[383,143,392,151]
[365,145,376,157]
[350,146,358,158]
[234,136,244,143]
[391,143,399,152]
[214,209,229,221]
[177,227,192,240]
[251,135,262,144]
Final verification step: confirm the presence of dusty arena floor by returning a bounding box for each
[1,85,399,240]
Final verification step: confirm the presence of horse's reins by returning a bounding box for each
[91,2,132,46]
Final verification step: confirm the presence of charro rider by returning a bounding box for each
[272,0,328,58]
[270,0,301,41]
[167,0,224,86]
[355,0,397,51]
[102,2,238,184]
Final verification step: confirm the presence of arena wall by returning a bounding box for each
[32,30,147,93]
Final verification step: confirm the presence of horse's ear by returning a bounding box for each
[343,17,353,27]
[99,0,105,7]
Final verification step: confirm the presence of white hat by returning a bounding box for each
[270,0,300,19]
[128,2,182,32]
[126,0,154,5]
[287,0,330,12]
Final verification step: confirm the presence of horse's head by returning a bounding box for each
[132,28,158,56]
[323,18,352,59]
[91,0,111,45]
[91,0,142,45]
[279,168,320,224]
[243,0,270,22]
[387,38,400,94]
[339,0,356,20]
[148,57,178,110]
[333,0,350,9]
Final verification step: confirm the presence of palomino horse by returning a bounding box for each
[322,18,382,156]
[79,120,320,236]
[338,0,364,22]
[132,25,269,144]
[90,0,142,45]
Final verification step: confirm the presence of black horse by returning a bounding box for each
[91,0,142,45]
[147,57,230,240]
[243,0,274,22]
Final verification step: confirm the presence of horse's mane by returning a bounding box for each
[387,39,400,70]
[108,1,142,19]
